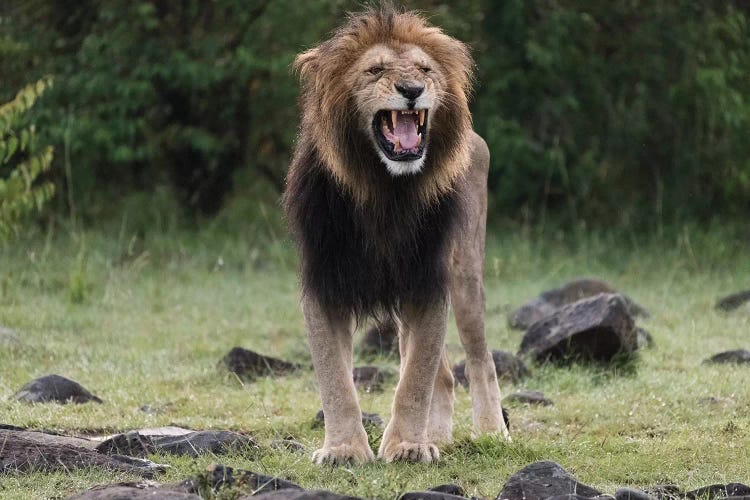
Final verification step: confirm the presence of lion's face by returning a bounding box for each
[348,45,444,176]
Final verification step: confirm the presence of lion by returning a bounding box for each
[283,6,511,465]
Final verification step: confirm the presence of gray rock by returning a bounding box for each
[400,492,467,500]
[453,350,530,388]
[14,374,103,404]
[614,488,655,500]
[716,290,750,311]
[509,278,649,330]
[315,410,384,428]
[503,390,553,406]
[518,294,638,363]
[428,484,466,497]
[643,484,681,499]
[704,349,750,365]
[178,463,303,496]
[496,461,601,500]
[684,484,728,499]
[220,347,300,379]
[727,483,750,496]
[96,430,257,457]
[66,483,200,499]
[251,491,364,500]
[0,429,165,477]
[359,320,399,357]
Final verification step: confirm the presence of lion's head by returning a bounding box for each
[294,6,474,204]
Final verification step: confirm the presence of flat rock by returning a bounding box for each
[428,484,467,496]
[704,349,750,364]
[400,491,467,500]
[503,390,553,406]
[251,491,364,500]
[684,483,750,499]
[509,278,649,330]
[14,374,103,404]
[496,461,601,500]
[0,429,165,477]
[453,350,530,387]
[614,488,655,500]
[315,410,384,428]
[97,430,258,458]
[220,347,300,379]
[359,320,399,357]
[643,485,681,499]
[518,294,637,363]
[178,464,303,496]
[67,483,200,499]
[716,290,750,311]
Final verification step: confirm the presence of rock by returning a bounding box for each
[453,350,530,388]
[251,491,364,500]
[315,410,384,428]
[400,492,467,500]
[359,320,399,356]
[727,483,750,496]
[503,390,553,406]
[546,496,613,500]
[352,366,395,392]
[428,484,466,496]
[220,347,300,379]
[175,464,303,496]
[0,429,166,477]
[684,484,727,499]
[716,290,750,311]
[518,294,638,363]
[502,407,511,430]
[704,349,750,364]
[271,438,306,453]
[14,374,103,404]
[509,278,649,330]
[96,430,257,458]
[496,461,601,500]
[642,485,681,499]
[614,488,655,500]
[67,483,200,499]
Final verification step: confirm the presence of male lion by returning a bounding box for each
[284,6,511,465]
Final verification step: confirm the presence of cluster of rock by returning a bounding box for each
[59,460,750,499]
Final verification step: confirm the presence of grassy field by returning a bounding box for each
[1,221,749,499]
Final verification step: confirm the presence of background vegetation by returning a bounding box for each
[1,0,749,230]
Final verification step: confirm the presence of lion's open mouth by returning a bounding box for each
[372,109,428,161]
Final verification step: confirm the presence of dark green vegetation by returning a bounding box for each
[2,1,750,227]
[1,227,749,499]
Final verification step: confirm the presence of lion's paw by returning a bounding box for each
[379,441,440,463]
[312,442,375,466]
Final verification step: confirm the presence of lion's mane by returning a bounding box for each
[284,6,475,318]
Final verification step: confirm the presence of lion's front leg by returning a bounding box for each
[378,301,449,463]
[303,295,374,465]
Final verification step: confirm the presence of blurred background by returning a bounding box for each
[2,0,749,239]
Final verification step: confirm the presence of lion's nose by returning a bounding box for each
[394,81,424,101]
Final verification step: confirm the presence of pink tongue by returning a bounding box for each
[394,114,419,150]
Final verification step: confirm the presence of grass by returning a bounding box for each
[1,220,749,499]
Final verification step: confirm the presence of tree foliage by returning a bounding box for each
[0,78,55,240]
[1,0,749,227]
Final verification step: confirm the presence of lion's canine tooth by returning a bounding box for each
[395,137,401,151]
[391,110,397,130]
[419,109,425,126]
[416,133,422,147]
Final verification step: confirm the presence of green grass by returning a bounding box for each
[1,222,749,499]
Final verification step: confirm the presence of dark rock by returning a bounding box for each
[400,492,466,500]
[359,320,399,356]
[220,347,300,379]
[315,410,384,428]
[352,366,395,392]
[643,485,681,500]
[716,290,750,311]
[180,464,303,496]
[453,350,530,388]
[636,328,654,349]
[684,484,727,499]
[509,278,649,330]
[496,461,601,500]
[429,484,466,496]
[727,484,750,496]
[251,491,364,500]
[615,488,655,500]
[95,431,156,457]
[155,430,258,457]
[502,407,510,430]
[66,483,201,499]
[271,438,306,453]
[546,496,613,500]
[503,390,553,406]
[0,429,165,477]
[14,374,103,404]
[704,349,750,365]
[518,294,638,363]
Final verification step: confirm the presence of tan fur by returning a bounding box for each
[291,7,510,465]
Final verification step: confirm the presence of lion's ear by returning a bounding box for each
[294,48,321,84]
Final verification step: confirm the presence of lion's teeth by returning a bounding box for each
[395,137,400,151]
[416,133,422,147]
[391,110,397,130]
[418,110,425,126]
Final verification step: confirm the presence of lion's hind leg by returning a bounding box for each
[303,295,374,465]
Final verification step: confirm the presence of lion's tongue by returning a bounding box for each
[394,114,419,150]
